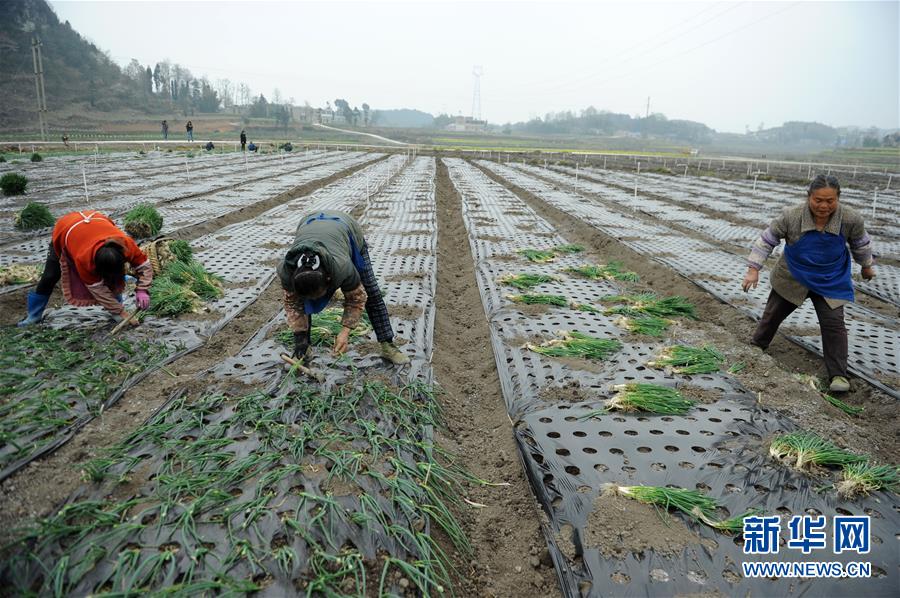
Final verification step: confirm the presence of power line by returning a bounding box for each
[489,1,798,103]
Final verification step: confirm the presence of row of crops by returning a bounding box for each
[0,154,404,481]
[553,164,900,307]
[443,157,897,596]
[1,154,496,595]
[478,160,900,400]
[2,151,896,596]
[0,149,377,260]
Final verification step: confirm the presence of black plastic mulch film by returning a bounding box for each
[0,150,377,289]
[1,156,452,596]
[545,163,900,310]
[477,160,900,401]
[442,158,899,597]
[0,154,396,481]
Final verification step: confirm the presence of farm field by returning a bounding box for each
[0,150,897,596]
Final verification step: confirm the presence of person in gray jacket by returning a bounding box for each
[278,210,409,365]
[742,175,876,393]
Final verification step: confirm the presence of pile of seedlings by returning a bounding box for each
[1,172,28,196]
[123,203,164,239]
[769,431,866,471]
[769,430,899,499]
[0,375,488,595]
[13,201,55,231]
[565,261,640,282]
[588,382,696,416]
[517,244,586,263]
[0,326,170,475]
[518,248,556,263]
[499,273,557,289]
[648,345,725,375]
[0,264,42,286]
[837,462,900,498]
[30,152,42,162]
[507,293,568,307]
[527,331,622,361]
[602,293,697,337]
[276,307,373,348]
[142,239,224,317]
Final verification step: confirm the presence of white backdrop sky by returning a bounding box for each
[49,0,899,132]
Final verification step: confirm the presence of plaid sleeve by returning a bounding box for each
[86,282,127,317]
[340,284,368,329]
[283,289,309,333]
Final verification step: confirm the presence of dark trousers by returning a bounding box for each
[357,243,393,343]
[35,243,61,296]
[752,290,848,379]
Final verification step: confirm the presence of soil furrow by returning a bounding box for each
[432,158,559,596]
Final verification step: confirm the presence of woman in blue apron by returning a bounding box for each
[277,210,409,365]
[742,175,876,393]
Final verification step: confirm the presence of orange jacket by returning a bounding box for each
[51,211,147,285]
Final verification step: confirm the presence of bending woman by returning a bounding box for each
[742,175,876,393]
[278,210,409,365]
[19,210,153,326]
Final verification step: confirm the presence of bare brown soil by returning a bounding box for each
[584,491,702,559]
[432,159,559,596]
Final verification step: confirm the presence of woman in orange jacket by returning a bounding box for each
[18,210,153,326]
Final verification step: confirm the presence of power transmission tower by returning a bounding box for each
[31,36,48,141]
[646,96,650,119]
[471,66,483,121]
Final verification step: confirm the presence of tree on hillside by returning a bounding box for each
[143,66,153,96]
[216,79,233,109]
[274,104,291,130]
[197,80,220,112]
[334,99,352,123]
[433,113,452,128]
[250,94,269,117]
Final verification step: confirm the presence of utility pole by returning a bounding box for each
[31,37,48,141]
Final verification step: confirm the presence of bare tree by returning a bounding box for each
[216,78,233,109]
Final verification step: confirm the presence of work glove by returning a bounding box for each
[135,289,150,310]
[292,332,310,360]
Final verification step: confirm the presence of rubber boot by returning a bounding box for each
[380,341,410,365]
[17,292,50,326]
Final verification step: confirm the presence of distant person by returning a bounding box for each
[186,120,194,142]
[248,142,258,152]
[240,130,247,151]
[205,141,214,151]
[161,120,169,140]
[61,134,69,147]
[742,175,876,393]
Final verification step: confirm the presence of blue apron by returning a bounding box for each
[784,231,854,302]
[301,213,366,314]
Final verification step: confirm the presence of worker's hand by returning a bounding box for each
[861,266,876,281]
[333,327,351,356]
[135,289,150,311]
[292,332,310,360]
[742,268,759,292]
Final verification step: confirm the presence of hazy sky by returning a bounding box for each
[49,0,899,132]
